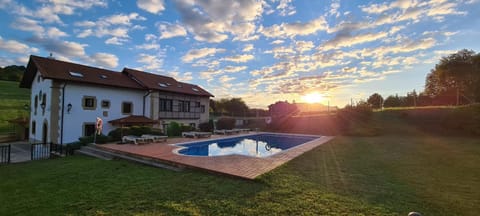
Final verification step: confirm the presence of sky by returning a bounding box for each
[0,0,479,108]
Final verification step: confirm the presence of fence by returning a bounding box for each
[0,144,10,164]
[31,142,73,161]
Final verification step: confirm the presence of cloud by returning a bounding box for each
[174,0,263,43]
[243,44,254,52]
[169,70,193,82]
[277,0,296,16]
[157,22,187,39]
[137,53,164,71]
[295,40,315,53]
[135,43,160,50]
[182,48,226,62]
[2,0,107,24]
[103,13,146,26]
[137,0,165,14]
[11,17,44,35]
[105,37,128,45]
[271,40,284,44]
[89,53,118,68]
[321,31,388,51]
[0,36,38,54]
[222,54,254,63]
[260,15,328,38]
[74,13,145,45]
[47,27,69,38]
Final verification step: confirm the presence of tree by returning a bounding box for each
[0,65,26,81]
[424,49,480,103]
[367,93,383,109]
[211,98,250,116]
[405,90,418,107]
[383,95,402,107]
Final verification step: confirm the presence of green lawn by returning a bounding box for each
[1,111,479,215]
[0,80,30,133]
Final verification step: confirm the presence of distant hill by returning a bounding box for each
[0,65,26,82]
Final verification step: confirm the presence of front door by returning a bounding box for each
[42,122,48,144]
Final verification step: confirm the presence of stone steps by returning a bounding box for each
[76,145,182,172]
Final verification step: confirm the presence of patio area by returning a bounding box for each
[96,133,334,179]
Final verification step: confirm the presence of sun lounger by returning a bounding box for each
[215,129,238,135]
[214,129,226,135]
[194,132,212,138]
[141,134,167,142]
[182,131,212,138]
[122,135,148,145]
[182,132,197,138]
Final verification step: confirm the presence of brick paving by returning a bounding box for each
[98,133,334,179]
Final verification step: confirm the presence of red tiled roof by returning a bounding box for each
[20,55,144,90]
[123,68,214,97]
[108,115,157,125]
[20,55,214,98]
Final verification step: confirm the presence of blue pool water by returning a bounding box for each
[176,133,320,157]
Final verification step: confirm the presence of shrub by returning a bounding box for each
[167,121,182,136]
[216,118,235,130]
[180,124,195,133]
[337,102,373,122]
[443,104,480,135]
[78,134,110,145]
[199,120,214,132]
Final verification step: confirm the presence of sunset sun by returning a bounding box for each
[302,92,324,104]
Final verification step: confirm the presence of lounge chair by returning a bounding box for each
[122,135,148,145]
[214,129,226,135]
[182,132,197,138]
[194,132,212,138]
[182,131,212,138]
[141,134,167,142]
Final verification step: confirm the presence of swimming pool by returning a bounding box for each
[176,133,321,157]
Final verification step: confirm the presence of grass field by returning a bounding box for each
[1,111,479,215]
[0,80,30,133]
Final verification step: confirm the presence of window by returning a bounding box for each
[159,99,172,112]
[69,71,84,78]
[122,102,132,114]
[34,95,38,114]
[101,100,110,108]
[189,123,196,128]
[195,102,200,107]
[179,101,190,112]
[82,96,96,110]
[200,105,206,113]
[84,123,95,136]
[158,83,168,87]
[31,121,36,134]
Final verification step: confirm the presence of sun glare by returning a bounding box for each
[302,92,324,104]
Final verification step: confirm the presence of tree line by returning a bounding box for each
[209,98,269,117]
[366,49,480,108]
[0,65,25,82]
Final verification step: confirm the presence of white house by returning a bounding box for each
[20,55,213,144]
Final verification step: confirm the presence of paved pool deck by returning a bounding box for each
[98,133,334,179]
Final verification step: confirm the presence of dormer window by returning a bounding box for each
[69,71,84,78]
[192,87,199,92]
[100,75,107,79]
[177,84,182,88]
[158,83,168,87]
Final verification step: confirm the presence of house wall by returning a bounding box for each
[29,71,52,143]
[150,92,210,131]
[60,83,149,144]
